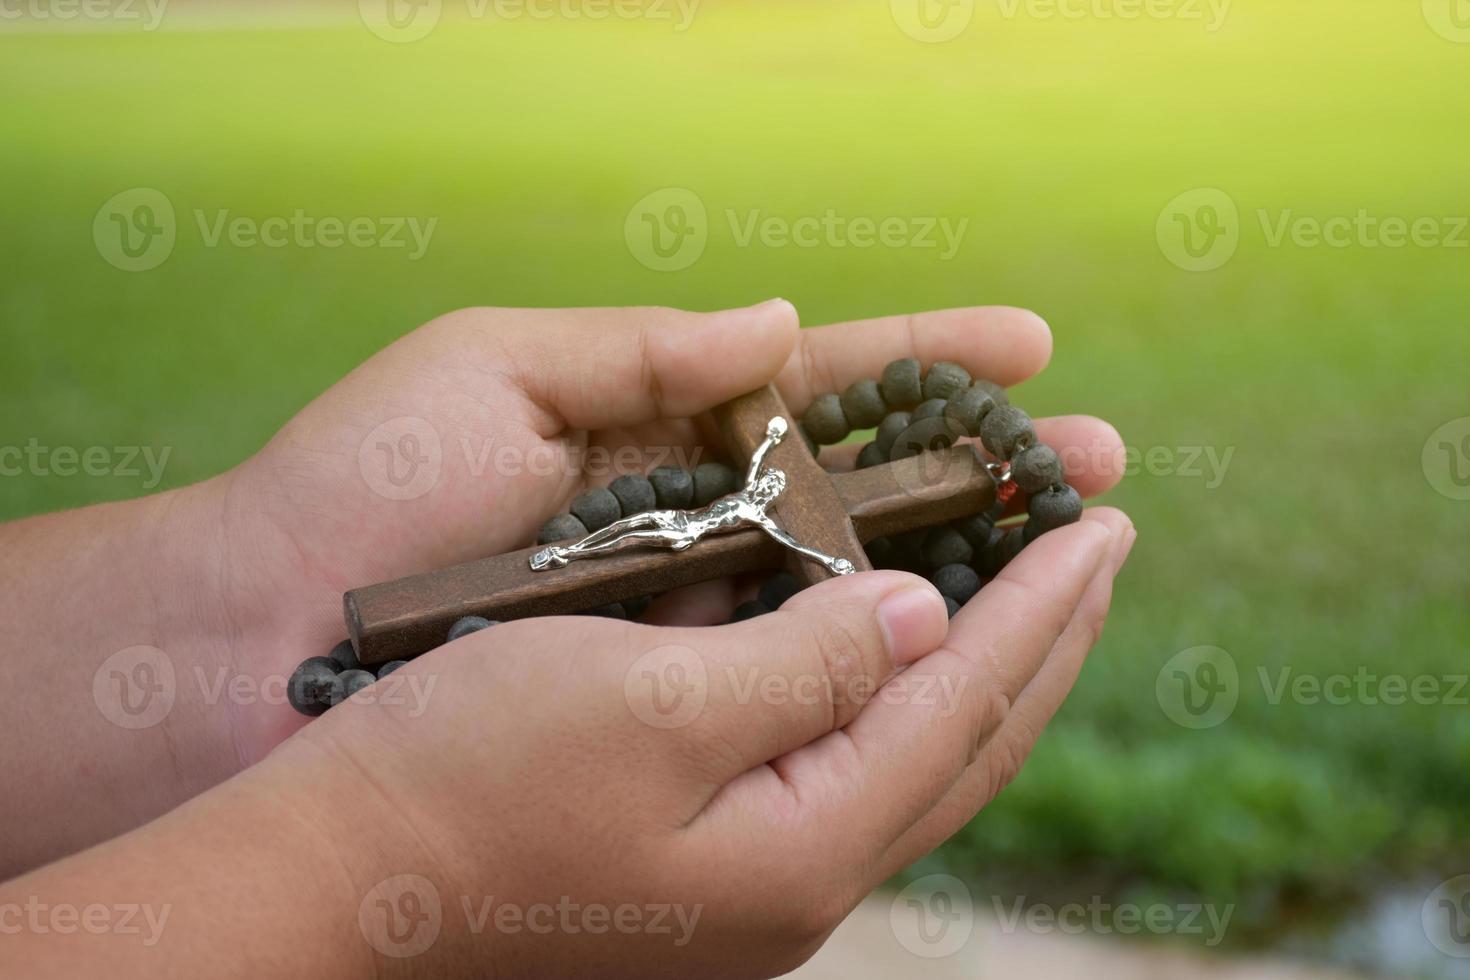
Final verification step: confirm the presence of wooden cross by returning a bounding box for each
[344,384,997,665]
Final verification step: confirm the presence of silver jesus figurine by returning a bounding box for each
[530,416,856,576]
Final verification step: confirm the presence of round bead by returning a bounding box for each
[944,384,999,437]
[888,529,927,572]
[570,487,621,531]
[943,596,961,619]
[538,512,588,545]
[1027,483,1083,535]
[856,442,887,469]
[922,526,974,570]
[693,462,739,505]
[1012,444,1064,494]
[865,536,894,568]
[327,639,360,672]
[796,423,819,455]
[911,398,948,423]
[608,474,656,516]
[874,411,912,457]
[980,405,1036,460]
[923,361,972,402]
[329,669,376,706]
[840,379,887,429]
[623,595,653,619]
[758,571,800,609]
[889,415,957,460]
[732,600,769,621]
[974,379,1008,407]
[377,660,409,679]
[448,615,497,642]
[951,512,996,550]
[287,656,337,716]
[649,466,694,508]
[802,393,850,445]
[1001,526,1028,565]
[932,563,981,604]
[880,357,923,407]
[977,525,1009,577]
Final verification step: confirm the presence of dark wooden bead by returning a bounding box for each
[1012,444,1064,494]
[693,462,739,505]
[329,669,376,706]
[538,512,588,545]
[608,474,656,516]
[944,384,999,437]
[874,411,912,457]
[922,526,974,569]
[287,656,337,716]
[1001,526,1028,565]
[943,596,961,619]
[865,536,895,567]
[649,465,694,508]
[732,599,770,621]
[890,414,957,459]
[570,487,621,531]
[880,357,923,407]
[623,595,653,619]
[327,639,360,672]
[448,615,496,642]
[803,393,851,445]
[974,379,1008,407]
[980,404,1036,460]
[1027,483,1083,536]
[911,398,948,422]
[888,529,927,572]
[932,563,981,604]
[377,660,409,679]
[977,525,1009,577]
[759,571,800,609]
[856,442,887,469]
[952,512,996,550]
[923,361,972,402]
[796,422,819,455]
[840,378,887,429]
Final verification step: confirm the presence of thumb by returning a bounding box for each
[630,570,951,789]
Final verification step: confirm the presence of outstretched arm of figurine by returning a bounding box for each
[756,516,856,575]
[745,416,788,486]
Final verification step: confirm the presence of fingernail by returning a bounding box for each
[877,585,949,666]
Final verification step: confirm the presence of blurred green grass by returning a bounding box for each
[3,0,1468,935]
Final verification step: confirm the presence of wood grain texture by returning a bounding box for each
[344,384,995,665]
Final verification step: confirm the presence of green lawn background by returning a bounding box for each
[3,0,1468,942]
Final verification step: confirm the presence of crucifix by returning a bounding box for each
[343,383,998,666]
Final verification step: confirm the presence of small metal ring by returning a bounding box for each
[986,460,1012,483]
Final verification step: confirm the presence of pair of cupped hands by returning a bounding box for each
[5,300,1131,979]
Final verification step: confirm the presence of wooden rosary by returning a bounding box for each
[286,358,1082,715]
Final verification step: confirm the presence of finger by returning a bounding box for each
[449,299,800,433]
[821,414,1126,502]
[874,516,1133,878]
[776,306,1052,416]
[687,512,1119,866]
[642,570,949,791]
[639,578,742,627]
